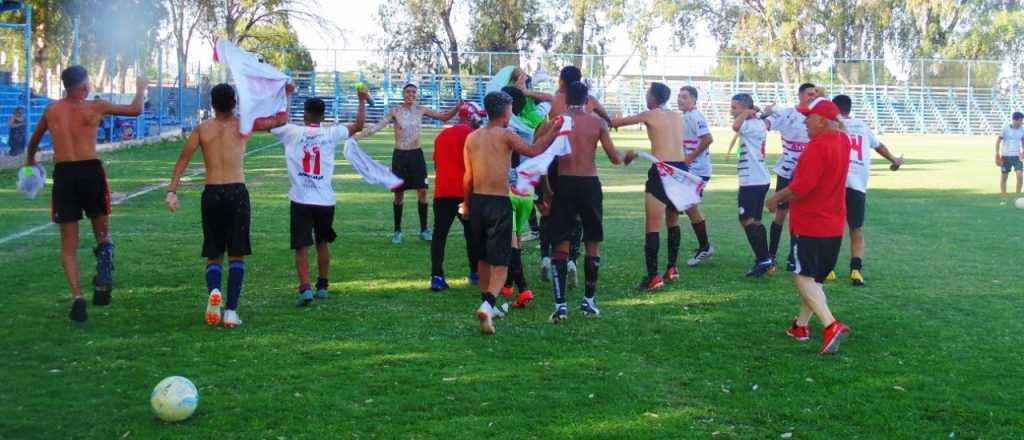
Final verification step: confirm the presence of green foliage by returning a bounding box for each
[240,16,315,71]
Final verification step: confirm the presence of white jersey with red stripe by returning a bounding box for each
[765,107,809,179]
[682,109,712,177]
[737,119,771,187]
[841,116,880,194]
[271,123,350,206]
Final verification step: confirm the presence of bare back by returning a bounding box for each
[643,109,686,162]
[558,110,607,177]
[196,116,247,185]
[45,99,107,162]
[465,126,514,196]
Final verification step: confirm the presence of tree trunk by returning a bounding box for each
[573,4,586,54]
[440,2,460,74]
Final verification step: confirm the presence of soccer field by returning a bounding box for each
[0,128,1021,439]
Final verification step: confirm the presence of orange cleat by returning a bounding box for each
[205,289,223,326]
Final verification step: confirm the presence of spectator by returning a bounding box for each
[8,107,25,156]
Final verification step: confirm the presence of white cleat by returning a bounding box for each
[205,289,222,326]
[223,309,242,328]
[687,246,715,267]
[476,302,496,335]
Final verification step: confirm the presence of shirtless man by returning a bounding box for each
[611,82,686,291]
[463,91,560,334]
[25,66,146,322]
[548,81,636,323]
[358,83,461,244]
[165,83,286,328]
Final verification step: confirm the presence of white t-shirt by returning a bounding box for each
[271,123,351,206]
[842,116,881,193]
[765,108,810,179]
[1000,125,1024,156]
[737,119,771,187]
[683,109,713,177]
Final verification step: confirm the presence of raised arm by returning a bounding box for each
[511,118,561,157]
[346,87,369,134]
[24,110,48,166]
[252,82,295,132]
[355,109,393,140]
[99,76,147,116]
[425,103,461,122]
[523,89,554,103]
[610,111,648,129]
[165,129,202,212]
[731,111,750,132]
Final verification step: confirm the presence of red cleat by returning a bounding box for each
[205,289,223,326]
[663,266,680,281]
[500,286,514,298]
[512,290,534,308]
[819,320,850,354]
[786,320,809,341]
[638,274,664,292]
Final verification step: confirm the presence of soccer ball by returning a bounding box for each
[1015,198,1024,209]
[150,376,199,422]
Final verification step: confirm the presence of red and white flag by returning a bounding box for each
[214,39,291,136]
[638,151,706,212]
[511,116,572,196]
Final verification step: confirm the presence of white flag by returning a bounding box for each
[638,152,706,212]
[511,117,573,196]
[214,40,291,136]
[343,138,404,190]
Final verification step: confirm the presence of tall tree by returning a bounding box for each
[376,0,461,74]
[165,0,211,75]
[203,0,337,45]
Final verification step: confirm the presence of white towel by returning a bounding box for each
[343,138,404,190]
[214,40,291,136]
[638,151,706,212]
[511,117,572,196]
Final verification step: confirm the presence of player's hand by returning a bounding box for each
[623,150,637,166]
[890,156,904,171]
[165,192,180,213]
[458,201,469,220]
[356,85,370,102]
[996,155,1003,167]
[766,195,779,213]
[286,82,297,95]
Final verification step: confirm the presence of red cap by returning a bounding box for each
[797,97,840,121]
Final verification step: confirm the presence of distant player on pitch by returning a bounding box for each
[25,66,146,322]
[166,84,283,328]
[831,94,904,286]
[729,93,774,277]
[610,82,686,291]
[267,87,369,305]
[676,86,715,268]
[463,91,560,334]
[995,112,1024,205]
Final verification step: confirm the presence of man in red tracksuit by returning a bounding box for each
[767,97,852,354]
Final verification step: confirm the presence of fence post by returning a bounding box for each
[966,61,972,135]
[919,59,925,133]
[23,4,31,149]
[869,58,879,131]
[733,55,740,94]
[310,70,317,96]
[334,70,341,124]
[157,49,163,136]
[488,53,493,76]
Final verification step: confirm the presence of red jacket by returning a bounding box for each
[433,124,474,199]
[788,131,851,237]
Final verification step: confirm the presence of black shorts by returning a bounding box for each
[737,185,770,221]
[468,193,513,266]
[51,159,111,223]
[550,176,603,242]
[1001,156,1023,173]
[775,176,791,210]
[201,184,252,258]
[391,148,428,191]
[646,161,690,212]
[290,202,336,249]
[846,188,866,230]
[792,235,842,283]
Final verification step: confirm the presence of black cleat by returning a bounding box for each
[69,297,88,322]
[92,276,112,306]
[746,260,773,278]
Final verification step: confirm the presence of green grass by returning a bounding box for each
[0,128,1021,439]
